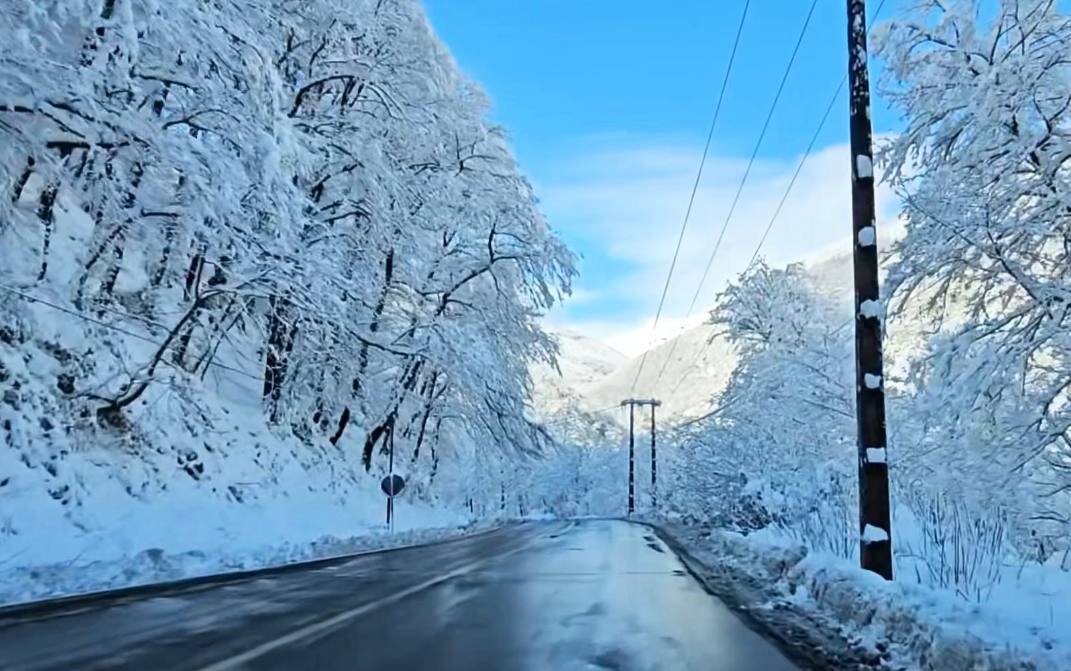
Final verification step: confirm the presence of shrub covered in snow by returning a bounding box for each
[665,523,1069,671]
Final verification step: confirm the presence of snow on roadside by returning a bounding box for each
[0,518,496,608]
[0,300,481,608]
[659,522,1068,671]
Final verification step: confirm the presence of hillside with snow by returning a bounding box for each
[528,328,627,416]
[535,254,856,425]
[527,322,737,425]
[583,324,737,421]
[0,0,579,598]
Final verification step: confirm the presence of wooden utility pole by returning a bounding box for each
[627,402,635,515]
[621,398,662,515]
[846,0,893,580]
[650,402,658,509]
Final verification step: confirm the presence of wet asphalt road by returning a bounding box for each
[0,520,798,670]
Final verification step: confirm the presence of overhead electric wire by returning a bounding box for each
[743,0,889,273]
[589,403,625,415]
[662,80,844,400]
[650,0,819,389]
[627,0,752,396]
[667,0,890,402]
[664,0,892,430]
[744,79,845,271]
[0,283,261,381]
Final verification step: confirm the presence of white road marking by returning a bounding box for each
[196,533,541,671]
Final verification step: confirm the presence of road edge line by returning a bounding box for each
[0,522,518,621]
[195,528,547,671]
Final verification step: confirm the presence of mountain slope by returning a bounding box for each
[529,328,627,416]
[583,323,737,421]
[538,255,859,425]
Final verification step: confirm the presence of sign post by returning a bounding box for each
[380,474,405,531]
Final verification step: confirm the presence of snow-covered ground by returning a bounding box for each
[660,521,1070,671]
[0,281,474,606]
[0,357,477,607]
[0,518,490,608]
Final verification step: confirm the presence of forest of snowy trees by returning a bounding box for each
[2,0,1068,638]
[0,0,584,561]
[664,0,1071,605]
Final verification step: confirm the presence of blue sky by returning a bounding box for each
[424,0,905,354]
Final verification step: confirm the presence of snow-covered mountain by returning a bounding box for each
[533,254,859,426]
[547,328,628,389]
[529,328,627,416]
[530,323,736,425]
[582,324,737,422]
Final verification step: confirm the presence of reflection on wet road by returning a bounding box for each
[0,520,798,670]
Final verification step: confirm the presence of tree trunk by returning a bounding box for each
[99,222,126,297]
[329,406,350,446]
[11,156,34,204]
[36,185,57,281]
[334,248,394,447]
[152,222,176,287]
[184,249,204,300]
[362,412,395,470]
[353,247,394,394]
[263,295,297,422]
[74,219,120,309]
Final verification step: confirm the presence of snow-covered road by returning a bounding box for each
[0,520,798,670]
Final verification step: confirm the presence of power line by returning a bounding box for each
[651,0,819,389]
[743,0,890,273]
[0,283,261,381]
[744,78,845,270]
[740,0,889,276]
[662,0,892,408]
[741,0,891,276]
[589,403,624,415]
[627,0,752,396]
[661,82,843,399]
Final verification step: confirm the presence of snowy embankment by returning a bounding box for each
[0,291,474,607]
[0,516,489,609]
[0,400,479,607]
[1,0,578,612]
[660,522,1069,671]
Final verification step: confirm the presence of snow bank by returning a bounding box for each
[660,522,1068,671]
[0,519,491,608]
[0,317,475,606]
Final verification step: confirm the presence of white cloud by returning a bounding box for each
[547,313,708,358]
[537,136,900,352]
[559,286,600,306]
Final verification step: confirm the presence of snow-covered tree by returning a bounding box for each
[0,0,575,520]
[665,262,857,555]
[875,0,1071,552]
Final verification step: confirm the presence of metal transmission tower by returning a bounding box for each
[620,398,662,515]
[846,0,893,579]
